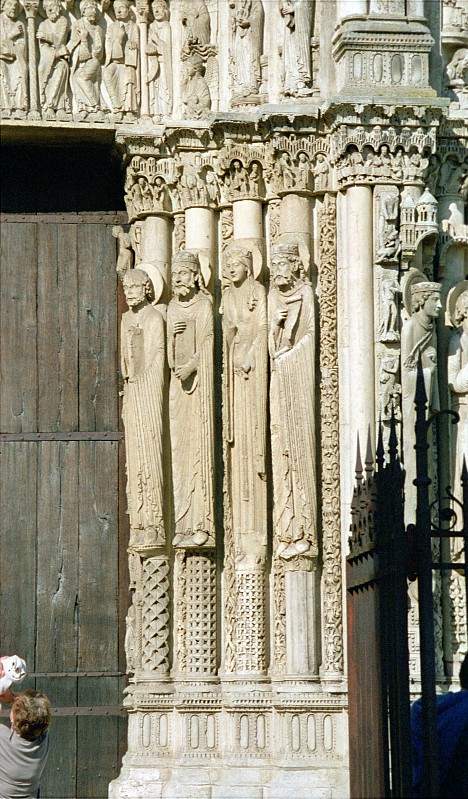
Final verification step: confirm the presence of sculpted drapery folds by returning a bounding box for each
[121,269,165,548]
[229,0,264,101]
[447,282,468,512]
[269,242,317,563]
[222,245,267,554]
[146,0,172,118]
[0,0,27,117]
[167,251,215,549]
[36,0,70,121]
[68,0,104,118]
[103,0,139,117]
[279,0,314,98]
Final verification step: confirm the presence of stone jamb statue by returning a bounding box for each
[167,250,215,549]
[269,241,317,564]
[121,268,166,548]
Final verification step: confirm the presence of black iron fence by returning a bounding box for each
[347,362,468,799]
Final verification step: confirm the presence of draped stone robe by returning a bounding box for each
[167,293,215,548]
[280,0,313,96]
[269,281,317,561]
[401,312,439,523]
[222,278,267,555]
[0,11,27,114]
[68,17,104,112]
[37,15,70,113]
[121,303,165,547]
[104,19,139,113]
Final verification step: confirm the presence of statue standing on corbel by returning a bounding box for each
[375,192,401,264]
[120,268,166,548]
[279,0,314,98]
[36,0,71,121]
[447,282,468,506]
[103,0,139,119]
[229,0,264,102]
[167,251,215,549]
[181,53,211,119]
[401,275,442,520]
[0,0,27,118]
[147,0,172,118]
[378,276,401,342]
[68,0,105,120]
[269,241,317,563]
[222,244,267,550]
[181,1,210,49]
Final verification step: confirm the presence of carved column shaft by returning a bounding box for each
[346,185,375,450]
[24,1,39,118]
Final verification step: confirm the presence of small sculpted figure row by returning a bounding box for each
[0,0,316,121]
[339,144,431,184]
[120,241,318,565]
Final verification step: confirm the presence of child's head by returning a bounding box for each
[11,690,51,741]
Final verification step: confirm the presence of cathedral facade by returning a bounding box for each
[1,0,467,795]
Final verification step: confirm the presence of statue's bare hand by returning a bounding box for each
[173,321,186,334]
[274,308,288,325]
[175,362,195,382]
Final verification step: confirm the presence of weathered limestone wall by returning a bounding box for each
[2,0,467,796]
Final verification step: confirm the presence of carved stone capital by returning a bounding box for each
[22,0,39,17]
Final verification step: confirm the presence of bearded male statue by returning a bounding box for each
[167,251,215,548]
[121,268,165,547]
[268,242,317,563]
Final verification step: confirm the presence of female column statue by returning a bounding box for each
[167,251,215,548]
[222,244,267,552]
[121,269,166,548]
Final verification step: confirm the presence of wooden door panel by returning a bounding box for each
[78,224,119,433]
[0,223,38,432]
[37,224,79,432]
[0,214,128,797]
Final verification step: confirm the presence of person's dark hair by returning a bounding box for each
[12,690,51,741]
[460,653,468,690]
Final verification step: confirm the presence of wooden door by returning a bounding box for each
[0,213,129,798]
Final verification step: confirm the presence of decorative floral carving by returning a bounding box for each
[318,194,343,678]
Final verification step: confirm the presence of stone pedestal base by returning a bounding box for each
[109,689,348,799]
[110,763,348,799]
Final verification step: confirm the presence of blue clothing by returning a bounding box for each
[411,689,468,797]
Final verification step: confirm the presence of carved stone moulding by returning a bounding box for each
[332,21,435,95]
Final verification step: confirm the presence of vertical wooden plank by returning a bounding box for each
[78,225,118,432]
[0,222,38,432]
[0,443,37,664]
[37,225,79,432]
[36,441,79,797]
[77,440,119,798]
